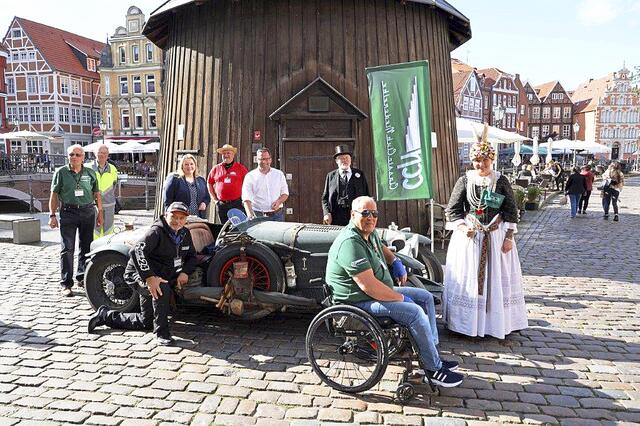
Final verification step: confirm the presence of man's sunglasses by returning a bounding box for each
[354,209,378,218]
[68,153,83,157]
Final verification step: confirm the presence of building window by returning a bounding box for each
[129,19,139,32]
[106,109,112,129]
[120,76,128,95]
[27,76,38,94]
[20,52,27,61]
[146,75,155,93]
[28,51,36,60]
[11,52,18,61]
[6,77,15,95]
[12,29,21,38]
[61,78,69,95]
[527,93,533,101]
[39,76,49,93]
[71,108,81,124]
[532,106,540,119]
[135,110,143,128]
[104,77,110,96]
[484,95,488,106]
[474,99,480,113]
[520,105,525,115]
[119,46,126,64]
[462,96,469,111]
[93,110,101,126]
[542,124,549,136]
[121,109,130,128]
[542,107,551,119]
[132,45,140,63]
[146,43,153,62]
[42,106,55,122]
[562,124,571,138]
[563,106,571,119]
[552,107,560,119]
[552,124,560,136]
[148,108,157,128]
[133,75,142,94]
[531,127,540,139]
[71,79,80,96]
[87,58,96,72]
[30,106,41,122]
[82,109,90,125]
[60,107,69,122]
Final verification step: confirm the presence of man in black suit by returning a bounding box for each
[322,145,370,226]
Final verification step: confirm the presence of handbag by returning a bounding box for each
[480,189,505,209]
[559,195,568,205]
[596,179,611,192]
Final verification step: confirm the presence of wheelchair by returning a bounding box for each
[305,289,439,403]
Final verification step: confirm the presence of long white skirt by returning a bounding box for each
[443,221,528,339]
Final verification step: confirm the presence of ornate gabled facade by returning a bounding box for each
[100,6,163,139]
[0,45,7,135]
[477,67,519,133]
[1,17,104,154]
[452,63,483,163]
[528,80,575,141]
[572,67,639,160]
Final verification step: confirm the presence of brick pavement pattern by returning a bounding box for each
[0,177,638,425]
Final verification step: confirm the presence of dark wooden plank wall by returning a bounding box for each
[156,0,460,234]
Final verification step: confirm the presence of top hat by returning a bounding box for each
[333,144,353,159]
[216,144,238,154]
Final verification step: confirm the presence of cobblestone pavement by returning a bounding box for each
[0,178,638,425]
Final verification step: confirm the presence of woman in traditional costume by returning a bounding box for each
[443,129,528,339]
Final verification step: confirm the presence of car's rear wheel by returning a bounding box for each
[207,242,285,320]
[417,245,444,284]
[85,252,139,313]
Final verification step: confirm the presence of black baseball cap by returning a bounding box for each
[167,202,189,216]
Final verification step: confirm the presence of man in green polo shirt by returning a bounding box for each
[49,144,103,297]
[325,196,463,388]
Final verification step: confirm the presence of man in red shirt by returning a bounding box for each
[207,144,248,223]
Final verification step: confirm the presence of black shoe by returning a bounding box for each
[603,214,609,219]
[613,215,619,222]
[577,210,582,215]
[425,367,464,388]
[76,280,84,288]
[87,305,108,333]
[156,335,175,346]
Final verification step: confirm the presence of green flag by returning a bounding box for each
[366,61,433,200]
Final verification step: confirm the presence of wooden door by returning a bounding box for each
[283,141,353,224]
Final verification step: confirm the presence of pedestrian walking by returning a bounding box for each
[578,164,595,214]
[163,154,211,219]
[87,144,118,238]
[321,144,370,226]
[443,131,528,339]
[48,144,103,297]
[207,144,248,223]
[87,202,197,346]
[565,167,587,218]
[601,161,625,221]
[242,148,289,221]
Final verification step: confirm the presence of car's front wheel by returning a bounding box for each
[85,252,139,313]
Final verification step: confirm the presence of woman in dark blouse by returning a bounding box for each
[163,154,211,218]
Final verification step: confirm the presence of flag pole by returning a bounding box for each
[430,198,435,253]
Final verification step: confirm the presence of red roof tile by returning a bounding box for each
[571,74,613,113]
[533,80,562,101]
[15,17,105,79]
[451,58,473,73]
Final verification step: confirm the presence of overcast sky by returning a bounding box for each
[2,0,638,91]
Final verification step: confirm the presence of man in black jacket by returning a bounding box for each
[322,145,370,226]
[88,202,197,345]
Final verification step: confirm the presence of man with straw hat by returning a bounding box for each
[207,144,248,223]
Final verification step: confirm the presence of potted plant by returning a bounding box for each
[525,185,542,210]
[512,186,526,214]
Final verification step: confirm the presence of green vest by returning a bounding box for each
[325,222,394,303]
[51,165,98,205]
[87,161,118,207]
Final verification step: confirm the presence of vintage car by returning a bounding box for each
[84,217,444,320]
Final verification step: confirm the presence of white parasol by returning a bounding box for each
[530,136,540,165]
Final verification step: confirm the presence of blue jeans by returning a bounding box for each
[354,287,441,371]
[568,193,580,217]
[255,210,285,222]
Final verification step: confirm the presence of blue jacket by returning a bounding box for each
[163,174,211,218]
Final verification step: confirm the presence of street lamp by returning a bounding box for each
[492,105,506,170]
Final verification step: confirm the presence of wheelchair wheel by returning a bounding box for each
[306,305,389,394]
[395,383,415,403]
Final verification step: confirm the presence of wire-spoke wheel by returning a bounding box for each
[306,305,388,394]
[395,382,415,403]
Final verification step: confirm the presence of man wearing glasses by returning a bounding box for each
[325,196,464,388]
[48,144,103,297]
[242,147,289,221]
